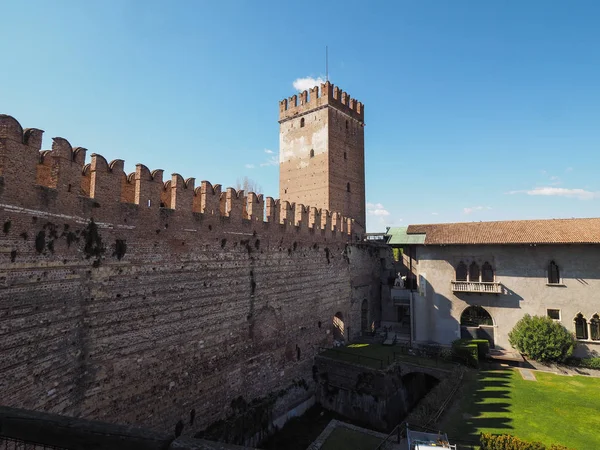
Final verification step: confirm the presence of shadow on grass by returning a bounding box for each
[446,369,514,443]
[468,402,511,413]
[476,380,511,388]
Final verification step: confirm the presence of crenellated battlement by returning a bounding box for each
[278,81,364,123]
[0,114,360,239]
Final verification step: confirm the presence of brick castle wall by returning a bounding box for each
[0,114,386,437]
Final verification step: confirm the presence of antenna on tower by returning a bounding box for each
[326,45,329,82]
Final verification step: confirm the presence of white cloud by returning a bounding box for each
[431,212,439,215]
[366,202,398,231]
[367,202,390,216]
[293,76,326,92]
[260,155,278,167]
[508,187,599,200]
[463,206,492,215]
[246,149,278,168]
[566,167,573,173]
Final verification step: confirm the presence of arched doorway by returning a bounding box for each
[460,305,495,348]
[361,300,368,333]
[333,311,345,343]
[400,372,440,415]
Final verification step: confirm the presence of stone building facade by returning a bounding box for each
[279,82,366,231]
[385,219,600,357]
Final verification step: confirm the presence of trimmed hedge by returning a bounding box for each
[466,338,490,358]
[451,339,479,368]
[480,433,575,450]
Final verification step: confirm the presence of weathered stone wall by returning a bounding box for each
[0,114,385,440]
[327,107,365,232]
[313,356,443,431]
[279,105,330,211]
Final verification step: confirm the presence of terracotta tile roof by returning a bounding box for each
[406,218,600,245]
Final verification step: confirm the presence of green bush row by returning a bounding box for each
[480,433,574,450]
[451,339,483,368]
[454,338,490,358]
[565,356,600,370]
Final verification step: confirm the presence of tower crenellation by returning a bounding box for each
[278,82,364,124]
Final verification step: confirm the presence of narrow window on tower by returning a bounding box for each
[300,118,305,128]
[310,149,314,158]
[344,152,347,160]
[346,120,349,129]
[347,182,351,192]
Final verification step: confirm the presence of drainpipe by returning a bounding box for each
[409,245,414,347]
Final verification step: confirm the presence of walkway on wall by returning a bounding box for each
[0,406,255,450]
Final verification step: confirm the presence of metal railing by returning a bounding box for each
[373,423,479,450]
[318,346,388,369]
[391,288,411,303]
[451,280,502,294]
[318,343,462,370]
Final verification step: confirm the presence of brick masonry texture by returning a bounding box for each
[279,82,366,230]
[0,114,388,437]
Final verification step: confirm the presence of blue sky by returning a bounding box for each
[1,1,599,231]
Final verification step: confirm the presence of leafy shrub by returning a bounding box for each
[451,339,479,368]
[508,314,575,362]
[565,356,600,370]
[457,338,490,358]
[480,433,574,450]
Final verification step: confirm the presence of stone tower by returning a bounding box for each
[278,81,366,230]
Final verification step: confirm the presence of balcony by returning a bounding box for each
[391,287,412,304]
[451,281,502,294]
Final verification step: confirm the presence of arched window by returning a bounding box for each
[346,182,350,192]
[333,311,345,341]
[456,261,467,281]
[469,262,480,282]
[591,314,600,341]
[460,306,493,327]
[481,262,494,282]
[345,120,349,129]
[310,149,314,158]
[574,313,588,340]
[300,118,305,128]
[344,151,347,160]
[548,261,560,284]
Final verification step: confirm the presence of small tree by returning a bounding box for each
[508,314,575,362]
[235,176,262,194]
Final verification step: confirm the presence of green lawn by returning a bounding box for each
[320,427,383,450]
[442,368,600,450]
[320,343,455,370]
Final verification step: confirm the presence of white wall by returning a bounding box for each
[414,244,600,356]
